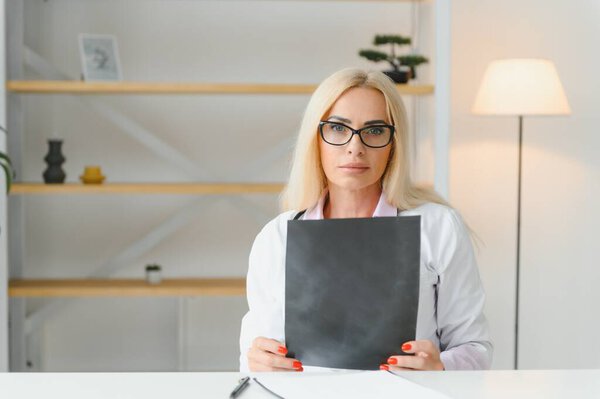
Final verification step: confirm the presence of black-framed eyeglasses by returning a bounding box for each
[318,121,395,148]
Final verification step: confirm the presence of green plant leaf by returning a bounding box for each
[0,162,12,194]
[358,49,389,62]
[0,152,12,166]
[396,55,429,66]
[0,151,14,194]
[374,34,411,46]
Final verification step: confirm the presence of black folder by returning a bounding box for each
[284,215,421,370]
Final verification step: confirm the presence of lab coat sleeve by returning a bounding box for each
[436,208,494,370]
[239,219,286,372]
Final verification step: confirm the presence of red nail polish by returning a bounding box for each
[297,367,304,372]
[380,364,389,371]
[278,346,288,355]
[402,343,412,351]
[387,357,398,365]
[293,361,302,368]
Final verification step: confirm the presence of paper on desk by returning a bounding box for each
[252,371,450,399]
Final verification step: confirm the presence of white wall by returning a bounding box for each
[450,0,600,369]
[16,0,434,371]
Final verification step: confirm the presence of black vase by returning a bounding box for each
[43,139,66,184]
[383,70,410,84]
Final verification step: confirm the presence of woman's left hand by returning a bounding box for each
[381,340,445,371]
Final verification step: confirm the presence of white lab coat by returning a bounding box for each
[239,194,493,372]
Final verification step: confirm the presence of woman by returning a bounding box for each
[239,68,492,372]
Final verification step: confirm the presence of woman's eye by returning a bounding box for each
[331,124,346,132]
[366,127,384,135]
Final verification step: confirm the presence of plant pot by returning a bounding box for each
[145,265,162,285]
[383,70,410,84]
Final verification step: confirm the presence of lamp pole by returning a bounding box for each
[515,115,523,370]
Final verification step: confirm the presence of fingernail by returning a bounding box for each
[387,357,398,365]
[379,364,389,371]
[278,346,288,355]
[293,361,302,368]
[402,343,412,351]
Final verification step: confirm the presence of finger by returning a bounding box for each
[400,340,435,355]
[249,362,304,372]
[387,352,425,366]
[252,337,288,356]
[387,354,427,370]
[248,347,302,370]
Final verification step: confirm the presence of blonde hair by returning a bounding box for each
[280,67,450,212]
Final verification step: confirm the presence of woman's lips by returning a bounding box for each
[339,165,370,173]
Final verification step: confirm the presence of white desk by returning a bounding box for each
[1,369,599,398]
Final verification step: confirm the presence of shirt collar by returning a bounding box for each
[303,188,397,220]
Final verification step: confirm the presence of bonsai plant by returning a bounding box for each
[359,34,429,83]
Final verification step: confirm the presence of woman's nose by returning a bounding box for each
[346,133,366,155]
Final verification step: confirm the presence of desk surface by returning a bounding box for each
[1,369,599,399]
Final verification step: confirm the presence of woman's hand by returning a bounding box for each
[380,340,445,371]
[247,337,304,372]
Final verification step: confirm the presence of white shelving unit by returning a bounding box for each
[1,0,450,371]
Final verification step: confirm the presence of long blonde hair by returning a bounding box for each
[280,67,450,212]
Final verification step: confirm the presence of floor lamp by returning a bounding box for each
[471,59,571,370]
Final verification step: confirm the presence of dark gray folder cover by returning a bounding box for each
[284,215,421,370]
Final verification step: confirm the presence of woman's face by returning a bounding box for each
[319,86,393,192]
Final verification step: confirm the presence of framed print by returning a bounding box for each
[78,34,123,81]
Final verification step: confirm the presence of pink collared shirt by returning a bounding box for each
[303,188,397,220]
[240,190,493,371]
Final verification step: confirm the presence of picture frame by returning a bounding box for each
[78,33,123,81]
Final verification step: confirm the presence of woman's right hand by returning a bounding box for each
[248,337,303,372]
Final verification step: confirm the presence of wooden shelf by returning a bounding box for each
[8,278,246,297]
[9,182,285,195]
[6,80,435,96]
[10,182,436,195]
[300,0,422,2]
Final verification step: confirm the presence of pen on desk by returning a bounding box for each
[230,376,250,399]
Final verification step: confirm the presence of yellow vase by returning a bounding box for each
[80,166,106,184]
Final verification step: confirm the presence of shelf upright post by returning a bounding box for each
[0,0,8,372]
[409,0,421,183]
[6,0,27,372]
[434,0,450,198]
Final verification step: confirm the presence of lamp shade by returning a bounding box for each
[472,58,571,116]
